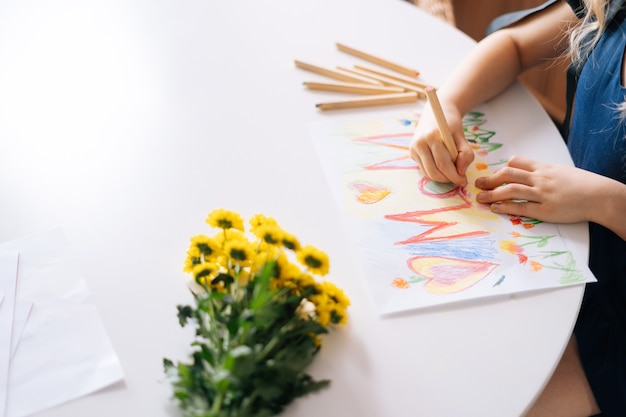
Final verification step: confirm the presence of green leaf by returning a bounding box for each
[225,345,256,379]
[177,305,193,327]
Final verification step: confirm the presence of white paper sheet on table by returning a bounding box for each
[0,229,124,417]
[309,106,596,316]
[0,252,19,417]
[10,302,32,359]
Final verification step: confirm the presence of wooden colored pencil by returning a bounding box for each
[354,64,428,89]
[316,92,419,110]
[337,66,426,98]
[303,81,405,95]
[333,67,382,84]
[424,86,458,161]
[294,60,383,85]
[336,42,420,78]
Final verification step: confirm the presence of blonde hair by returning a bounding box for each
[569,0,610,69]
[569,0,626,116]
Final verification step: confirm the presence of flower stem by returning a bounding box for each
[259,335,280,360]
[210,391,224,416]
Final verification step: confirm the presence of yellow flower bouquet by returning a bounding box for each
[163,209,350,417]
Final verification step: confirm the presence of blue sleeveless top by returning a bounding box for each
[568,7,626,415]
[485,1,626,413]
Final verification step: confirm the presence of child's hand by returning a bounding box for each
[409,102,474,187]
[475,155,598,224]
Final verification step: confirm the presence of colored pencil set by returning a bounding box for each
[296,42,457,159]
[295,42,427,110]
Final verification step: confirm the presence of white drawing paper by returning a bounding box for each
[309,107,595,315]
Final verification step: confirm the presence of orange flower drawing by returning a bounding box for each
[391,277,410,289]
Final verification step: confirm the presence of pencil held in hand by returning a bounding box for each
[424,86,458,162]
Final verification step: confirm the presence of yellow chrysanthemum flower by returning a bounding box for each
[317,310,332,327]
[310,291,332,326]
[271,253,296,279]
[281,231,301,252]
[224,239,254,264]
[251,245,281,278]
[206,208,244,231]
[274,272,314,295]
[253,244,280,265]
[297,245,330,276]
[213,254,229,270]
[235,267,252,284]
[269,275,290,291]
[279,261,303,280]
[332,309,348,325]
[320,281,351,309]
[269,256,303,291]
[249,213,278,233]
[183,246,202,273]
[189,234,221,259]
[212,229,246,248]
[292,273,317,296]
[310,282,350,326]
[192,262,220,284]
[252,224,285,246]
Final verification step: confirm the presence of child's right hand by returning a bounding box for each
[409,100,475,187]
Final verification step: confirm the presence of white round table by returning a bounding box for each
[0,0,585,416]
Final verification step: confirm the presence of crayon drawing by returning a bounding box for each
[309,105,595,315]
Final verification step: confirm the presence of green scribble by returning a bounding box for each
[463,111,487,127]
[462,112,501,152]
[515,233,555,248]
[408,275,428,284]
[489,159,509,167]
[464,126,496,143]
[510,216,544,227]
[535,250,585,284]
[536,250,568,259]
[513,235,585,284]
[423,180,456,194]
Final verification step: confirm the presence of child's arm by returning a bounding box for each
[410,1,577,186]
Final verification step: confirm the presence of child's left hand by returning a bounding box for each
[475,155,599,224]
